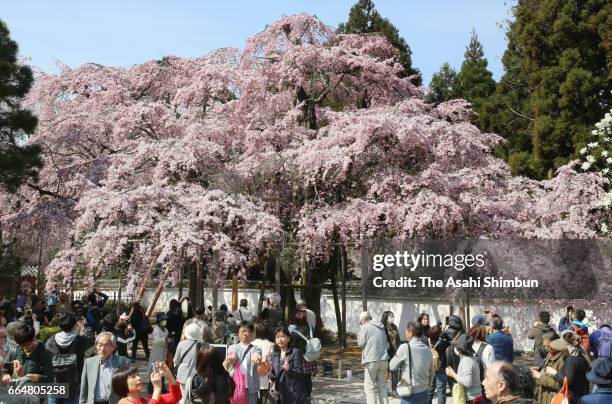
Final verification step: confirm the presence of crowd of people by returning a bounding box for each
[0,283,321,404]
[358,306,612,404]
[1,282,611,404]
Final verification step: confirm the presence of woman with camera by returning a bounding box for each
[112,361,181,404]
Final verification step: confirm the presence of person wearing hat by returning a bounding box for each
[581,357,612,404]
[173,323,206,403]
[487,317,514,363]
[472,314,486,327]
[445,334,483,403]
[148,312,169,393]
[180,306,213,343]
[358,311,389,404]
[530,333,567,404]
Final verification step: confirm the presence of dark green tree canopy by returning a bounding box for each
[0,19,42,192]
[488,0,611,179]
[427,62,458,104]
[338,0,421,85]
[455,30,496,111]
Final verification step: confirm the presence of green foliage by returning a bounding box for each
[0,19,42,192]
[427,62,458,105]
[487,0,611,179]
[338,0,421,85]
[455,30,496,113]
[0,241,22,298]
[427,31,496,133]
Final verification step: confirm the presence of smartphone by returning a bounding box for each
[445,316,449,326]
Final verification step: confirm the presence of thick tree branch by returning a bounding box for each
[26,182,69,200]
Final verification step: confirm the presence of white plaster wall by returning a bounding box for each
[77,288,598,352]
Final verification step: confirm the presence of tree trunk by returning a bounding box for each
[274,250,281,294]
[303,259,325,336]
[296,86,317,130]
[188,261,197,307]
[340,245,347,349]
[361,281,368,312]
[283,251,296,321]
[36,233,44,296]
[117,271,123,316]
[212,250,219,310]
[178,261,184,301]
[330,252,343,346]
[196,259,204,308]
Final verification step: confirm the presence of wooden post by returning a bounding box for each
[145,265,174,318]
[231,273,238,312]
[135,253,160,303]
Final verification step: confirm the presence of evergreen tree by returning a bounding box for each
[0,19,42,192]
[427,62,458,104]
[455,30,496,112]
[487,0,611,179]
[338,0,421,85]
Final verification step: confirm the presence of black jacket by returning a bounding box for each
[270,347,309,404]
[554,355,590,404]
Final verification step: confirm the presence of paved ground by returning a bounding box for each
[132,339,535,403]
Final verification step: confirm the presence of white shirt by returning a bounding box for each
[252,338,274,390]
[472,340,495,369]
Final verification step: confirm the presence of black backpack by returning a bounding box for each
[474,342,487,396]
[49,338,80,386]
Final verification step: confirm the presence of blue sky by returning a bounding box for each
[2,1,515,84]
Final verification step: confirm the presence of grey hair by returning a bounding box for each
[95,331,117,346]
[492,361,519,393]
[296,299,307,306]
[360,311,372,322]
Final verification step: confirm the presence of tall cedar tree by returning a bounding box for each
[455,30,496,114]
[0,19,42,192]
[338,0,421,85]
[482,0,611,179]
[427,62,458,105]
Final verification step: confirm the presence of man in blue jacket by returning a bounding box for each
[487,317,513,363]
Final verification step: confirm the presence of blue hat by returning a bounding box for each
[587,358,612,386]
[471,314,486,326]
[156,312,167,323]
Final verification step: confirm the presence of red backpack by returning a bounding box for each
[571,324,590,352]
